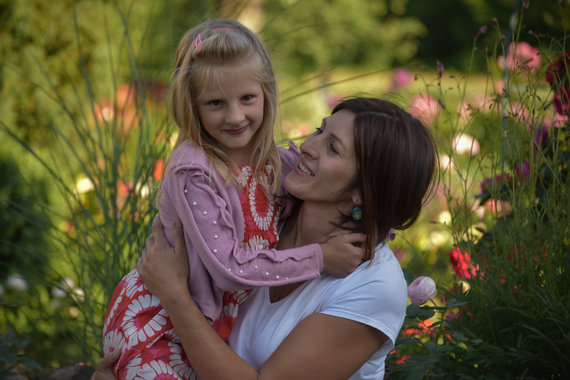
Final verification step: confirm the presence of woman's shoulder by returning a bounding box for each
[329,244,407,302]
[318,244,407,342]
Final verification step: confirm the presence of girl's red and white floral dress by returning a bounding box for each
[103,166,281,379]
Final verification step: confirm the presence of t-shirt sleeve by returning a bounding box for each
[163,159,323,292]
[319,258,408,356]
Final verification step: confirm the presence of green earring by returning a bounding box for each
[352,206,362,221]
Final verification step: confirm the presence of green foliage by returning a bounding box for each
[0,329,41,378]
[0,155,51,281]
[0,0,186,368]
[386,5,570,378]
[0,0,567,377]
[262,0,426,74]
[406,0,570,70]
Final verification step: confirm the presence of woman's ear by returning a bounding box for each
[351,190,362,206]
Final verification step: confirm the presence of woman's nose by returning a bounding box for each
[300,137,320,159]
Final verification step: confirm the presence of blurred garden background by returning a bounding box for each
[0,0,568,378]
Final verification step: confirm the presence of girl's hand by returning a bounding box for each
[319,230,366,277]
[90,349,120,380]
[137,216,189,302]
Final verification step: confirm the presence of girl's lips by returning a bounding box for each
[225,126,248,135]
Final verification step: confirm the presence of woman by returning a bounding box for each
[96,97,437,379]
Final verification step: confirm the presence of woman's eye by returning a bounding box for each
[315,126,324,134]
[328,142,339,154]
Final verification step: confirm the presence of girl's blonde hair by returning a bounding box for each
[170,19,281,193]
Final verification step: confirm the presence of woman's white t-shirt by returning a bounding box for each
[228,243,407,379]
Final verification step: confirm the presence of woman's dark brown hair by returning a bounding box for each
[333,97,438,259]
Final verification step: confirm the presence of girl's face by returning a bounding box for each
[284,109,358,208]
[196,62,264,166]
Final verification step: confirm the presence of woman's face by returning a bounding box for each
[284,109,358,207]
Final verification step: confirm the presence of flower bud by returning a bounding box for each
[408,276,437,306]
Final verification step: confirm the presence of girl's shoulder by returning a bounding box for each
[169,141,211,170]
[278,141,300,173]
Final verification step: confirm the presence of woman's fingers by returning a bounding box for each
[90,349,121,380]
[97,349,121,370]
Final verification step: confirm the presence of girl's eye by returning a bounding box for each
[242,95,255,102]
[208,100,222,106]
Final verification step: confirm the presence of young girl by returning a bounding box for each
[102,19,365,379]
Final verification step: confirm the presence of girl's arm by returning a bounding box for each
[163,145,364,293]
[138,218,386,380]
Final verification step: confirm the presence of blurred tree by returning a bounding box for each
[406,0,570,69]
[0,154,50,282]
[0,0,215,152]
[260,0,426,75]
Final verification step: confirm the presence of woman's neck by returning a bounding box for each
[278,203,342,249]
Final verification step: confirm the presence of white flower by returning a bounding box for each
[51,287,67,299]
[75,177,95,193]
[439,154,453,170]
[7,274,28,292]
[452,133,480,156]
[61,277,75,290]
[408,276,437,306]
[72,287,85,302]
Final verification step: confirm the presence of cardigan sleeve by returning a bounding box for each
[162,156,323,292]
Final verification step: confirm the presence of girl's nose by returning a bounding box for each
[225,104,245,125]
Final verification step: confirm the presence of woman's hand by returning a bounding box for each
[137,216,189,303]
[90,349,120,380]
[319,230,366,277]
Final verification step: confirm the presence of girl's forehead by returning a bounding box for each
[196,60,262,94]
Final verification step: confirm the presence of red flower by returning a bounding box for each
[449,247,481,279]
[546,50,570,116]
[153,159,166,182]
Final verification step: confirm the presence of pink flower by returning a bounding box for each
[543,113,568,129]
[409,93,440,125]
[408,276,437,306]
[546,50,570,116]
[480,173,512,194]
[534,126,549,149]
[522,0,530,12]
[553,87,570,116]
[474,25,487,41]
[326,94,344,110]
[389,68,412,91]
[514,161,530,180]
[437,60,444,79]
[498,42,541,73]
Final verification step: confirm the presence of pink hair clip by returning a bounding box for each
[194,33,203,49]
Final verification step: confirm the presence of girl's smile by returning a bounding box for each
[196,61,265,166]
